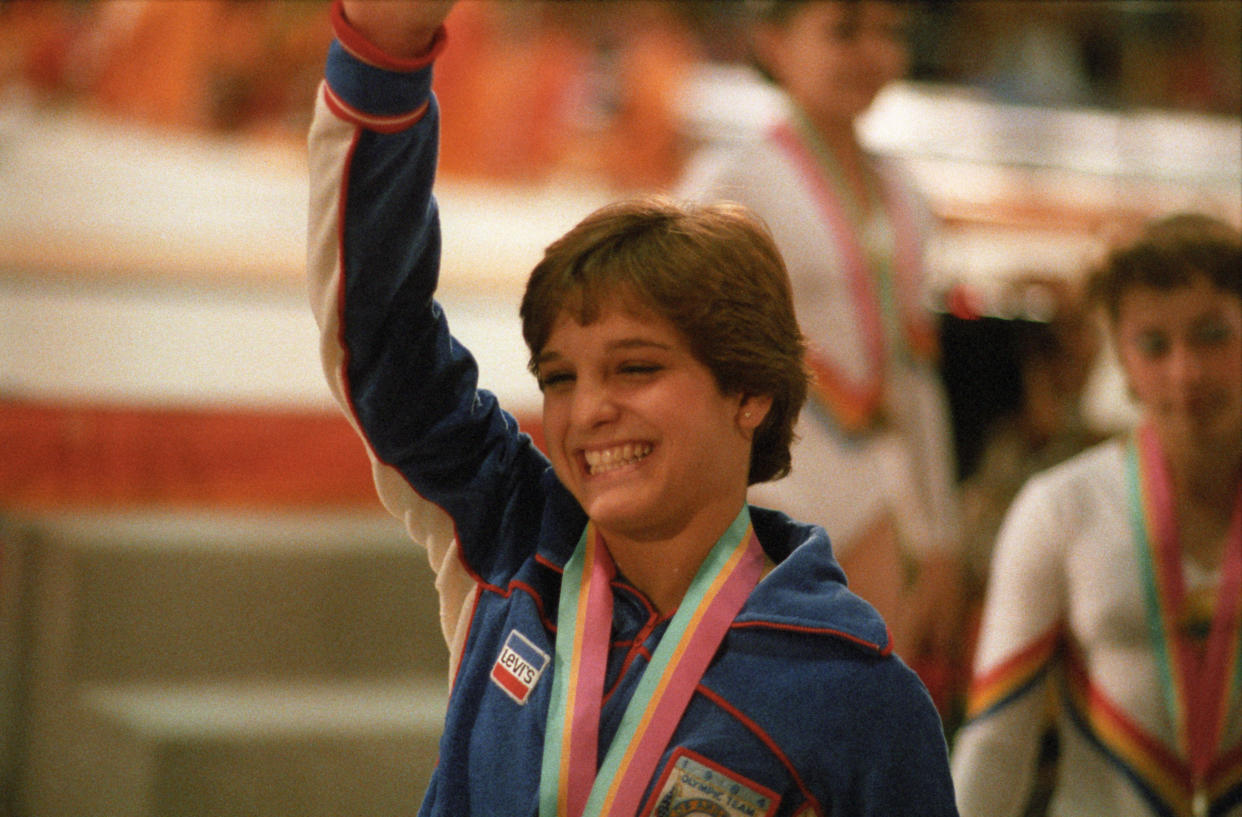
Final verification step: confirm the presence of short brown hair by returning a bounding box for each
[1088,213,1242,322]
[520,195,809,484]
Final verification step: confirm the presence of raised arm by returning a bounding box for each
[308,0,549,671]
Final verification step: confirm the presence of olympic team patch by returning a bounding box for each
[490,629,550,705]
[646,749,779,817]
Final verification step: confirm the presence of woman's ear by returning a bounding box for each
[738,394,774,433]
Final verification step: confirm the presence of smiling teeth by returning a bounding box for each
[585,443,652,475]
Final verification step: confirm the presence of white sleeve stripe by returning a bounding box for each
[307,80,476,681]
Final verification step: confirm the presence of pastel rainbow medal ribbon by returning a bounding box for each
[539,508,764,817]
[770,106,936,433]
[1126,423,1242,808]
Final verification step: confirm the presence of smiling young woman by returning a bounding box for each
[533,305,765,612]
[308,2,958,815]
[521,196,798,614]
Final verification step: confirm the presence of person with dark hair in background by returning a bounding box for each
[681,0,965,693]
[951,213,1242,817]
[954,276,1103,610]
[307,2,957,815]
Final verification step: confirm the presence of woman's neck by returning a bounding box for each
[1165,437,1242,509]
[598,503,746,615]
[819,119,869,213]
[1159,432,1242,571]
[614,548,706,616]
[806,112,872,213]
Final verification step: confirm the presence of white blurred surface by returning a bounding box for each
[1,80,1238,417]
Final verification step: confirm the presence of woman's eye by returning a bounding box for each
[828,21,859,42]
[1135,332,1169,359]
[538,371,574,391]
[618,363,662,377]
[1191,320,1234,347]
[881,23,910,43]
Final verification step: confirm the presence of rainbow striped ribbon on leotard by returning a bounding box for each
[1126,422,1242,796]
[770,108,937,435]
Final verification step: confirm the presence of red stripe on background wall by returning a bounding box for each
[0,399,544,511]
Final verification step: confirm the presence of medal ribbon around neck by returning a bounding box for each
[770,108,936,433]
[539,508,764,817]
[1126,423,1242,787]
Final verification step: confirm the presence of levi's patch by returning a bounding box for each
[646,749,779,817]
[490,629,550,705]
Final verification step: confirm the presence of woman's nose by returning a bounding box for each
[571,379,620,428]
[1166,340,1205,386]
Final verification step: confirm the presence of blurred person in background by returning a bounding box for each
[955,276,1103,616]
[939,275,1103,806]
[680,0,965,697]
[951,213,1242,817]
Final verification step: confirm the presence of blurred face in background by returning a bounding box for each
[755,1,910,128]
[1115,276,1242,458]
